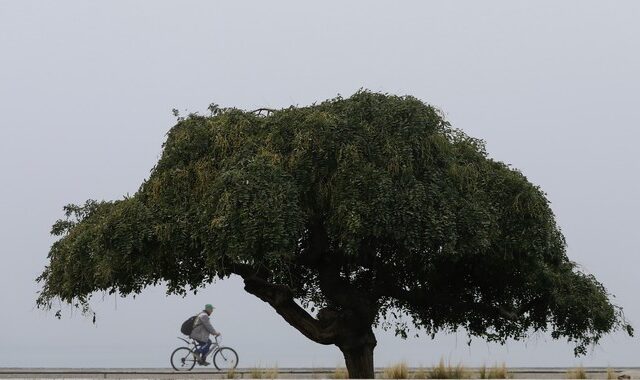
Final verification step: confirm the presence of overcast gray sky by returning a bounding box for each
[1,0,638,369]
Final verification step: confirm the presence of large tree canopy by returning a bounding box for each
[38,91,631,378]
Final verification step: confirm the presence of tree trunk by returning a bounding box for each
[341,343,375,379]
[338,328,377,379]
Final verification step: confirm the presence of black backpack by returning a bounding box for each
[180,315,198,335]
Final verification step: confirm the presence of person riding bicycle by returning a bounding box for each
[190,304,220,366]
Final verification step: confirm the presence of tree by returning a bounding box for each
[38,91,632,378]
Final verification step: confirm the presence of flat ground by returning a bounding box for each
[1,368,639,379]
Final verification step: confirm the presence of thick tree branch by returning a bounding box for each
[231,264,338,345]
[296,221,328,266]
[251,108,277,116]
[317,257,380,327]
[298,223,374,314]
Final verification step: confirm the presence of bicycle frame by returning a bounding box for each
[177,336,221,359]
[172,335,238,372]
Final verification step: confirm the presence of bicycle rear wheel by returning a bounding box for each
[213,347,238,370]
[170,346,197,371]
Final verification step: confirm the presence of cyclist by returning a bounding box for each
[190,304,220,366]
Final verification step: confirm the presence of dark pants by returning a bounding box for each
[196,339,212,359]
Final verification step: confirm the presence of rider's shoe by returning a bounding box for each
[198,359,210,366]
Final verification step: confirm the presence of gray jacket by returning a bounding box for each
[190,311,218,343]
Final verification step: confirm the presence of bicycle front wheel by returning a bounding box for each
[170,347,197,371]
[213,347,238,370]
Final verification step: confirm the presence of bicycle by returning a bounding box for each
[170,336,239,371]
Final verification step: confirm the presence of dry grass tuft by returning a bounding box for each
[265,366,279,380]
[479,363,509,379]
[226,368,237,379]
[479,365,487,379]
[412,368,429,379]
[247,365,278,379]
[249,367,264,379]
[383,362,409,379]
[429,358,468,379]
[331,367,349,379]
[606,368,617,380]
[566,366,587,379]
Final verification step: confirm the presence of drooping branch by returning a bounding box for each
[376,279,520,323]
[376,283,429,306]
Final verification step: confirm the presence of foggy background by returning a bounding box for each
[1,0,638,368]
